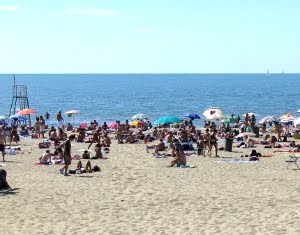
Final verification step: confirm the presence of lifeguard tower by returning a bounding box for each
[8,76,32,126]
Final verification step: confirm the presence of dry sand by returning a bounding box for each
[1,135,300,235]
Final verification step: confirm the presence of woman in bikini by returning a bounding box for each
[203,128,211,155]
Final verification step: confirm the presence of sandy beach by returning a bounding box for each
[1,133,300,235]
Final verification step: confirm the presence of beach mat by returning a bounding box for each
[217,159,258,163]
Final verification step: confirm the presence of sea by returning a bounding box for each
[0,73,299,127]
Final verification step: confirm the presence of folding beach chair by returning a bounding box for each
[286,155,300,170]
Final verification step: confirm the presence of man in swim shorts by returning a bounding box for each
[60,135,76,176]
[57,111,64,128]
[0,127,6,161]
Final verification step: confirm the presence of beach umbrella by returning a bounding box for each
[0,120,7,125]
[131,113,149,120]
[154,116,183,125]
[259,116,277,124]
[242,112,258,117]
[293,118,300,128]
[280,113,296,120]
[108,122,119,129]
[17,108,38,115]
[131,120,147,127]
[9,114,27,121]
[65,110,82,124]
[221,117,237,124]
[203,107,224,120]
[235,132,256,138]
[183,112,201,120]
[280,117,296,123]
[297,109,300,113]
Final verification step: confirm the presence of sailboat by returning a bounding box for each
[266,69,270,78]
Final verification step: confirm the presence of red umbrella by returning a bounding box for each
[108,122,119,129]
[17,108,38,115]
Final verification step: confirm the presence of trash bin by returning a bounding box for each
[225,138,234,152]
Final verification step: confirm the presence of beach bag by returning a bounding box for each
[0,169,9,189]
[93,165,100,172]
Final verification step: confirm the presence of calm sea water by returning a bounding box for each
[0,74,299,127]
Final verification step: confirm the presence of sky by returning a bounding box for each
[0,0,299,73]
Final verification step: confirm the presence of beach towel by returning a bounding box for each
[155,154,169,158]
[72,155,81,160]
[34,162,53,165]
[178,165,196,168]
[217,159,258,163]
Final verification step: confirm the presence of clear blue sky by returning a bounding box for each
[0,0,299,73]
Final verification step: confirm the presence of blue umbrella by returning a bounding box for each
[9,114,27,121]
[0,120,8,125]
[184,112,201,120]
[154,116,183,125]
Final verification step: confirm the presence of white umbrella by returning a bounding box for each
[131,113,149,120]
[203,107,225,120]
[294,118,300,128]
[242,113,258,117]
[65,110,82,124]
[281,117,296,123]
[259,116,277,124]
[297,109,300,113]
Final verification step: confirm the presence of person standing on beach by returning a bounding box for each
[0,127,6,161]
[57,111,64,128]
[60,135,76,176]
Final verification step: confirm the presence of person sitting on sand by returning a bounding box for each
[152,127,159,139]
[88,128,101,149]
[57,128,67,141]
[76,130,85,143]
[101,133,111,147]
[125,132,137,144]
[93,143,103,159]
[82,150,90,159]
[169,145,186,167]
[39,150,52,164]
[146,139,166,154]
[49,128,57,141]
[52,147,64,162]
[66,123,73,131]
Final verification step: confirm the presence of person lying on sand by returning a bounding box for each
[68,160,100,174]
[273,146,300,153]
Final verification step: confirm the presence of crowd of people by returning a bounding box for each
[1,111,300,183]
